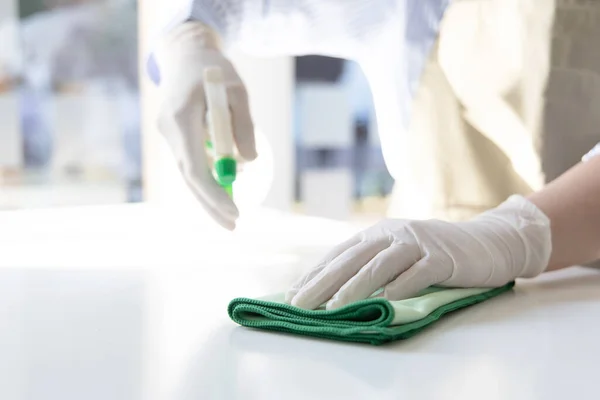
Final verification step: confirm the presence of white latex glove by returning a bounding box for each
[154,22,256,230]
[286,195,552,310]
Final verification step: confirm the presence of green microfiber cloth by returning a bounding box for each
[228,282,514,345]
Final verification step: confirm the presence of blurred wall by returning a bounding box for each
[0,0,22,170]
[542,0,600,181]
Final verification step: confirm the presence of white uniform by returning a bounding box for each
[150,0,600,220]
[148,0,453,214]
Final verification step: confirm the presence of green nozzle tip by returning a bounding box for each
[214,157,237,187]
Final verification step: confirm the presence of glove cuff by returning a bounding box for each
[153,22,224,84]
[157,21,222,56]
[480,195,552,279]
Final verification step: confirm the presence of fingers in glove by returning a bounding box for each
[290,239,390,310]
[156,83,205,160]
[158,87,239,224]
[227,86,257,161]
[180,170,236,231]
[181,131,239,220]
[325,243,421,310]
[190,164,238,215]
[179,146,239,219]
[381,257,441,301]
[285,235,361,303]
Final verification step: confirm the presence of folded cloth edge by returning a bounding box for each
[228,282,515,345]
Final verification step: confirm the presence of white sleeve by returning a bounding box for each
[187,0,395,58]
[147,0,399,84]
[582,143,600,162]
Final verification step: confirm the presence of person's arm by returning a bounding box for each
[148,0,412,84]
[285,147,600,310]
[528,154,600,271]
[147,0,400,229]
[183,0,399,59]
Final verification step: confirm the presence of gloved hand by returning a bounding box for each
[154,22,256,230]
[286,195,552,310]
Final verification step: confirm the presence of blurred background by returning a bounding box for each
[0,0,392,223]
[0,0,141,208]
[0,0,598,225]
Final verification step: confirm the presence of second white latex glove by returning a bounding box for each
[286,195,552,310]
[154,22,256,230]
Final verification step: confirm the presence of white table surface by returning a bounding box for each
[1,204,599,400]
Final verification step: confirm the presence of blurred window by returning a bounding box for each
[294,56,393,220]
[0,0,141,209]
